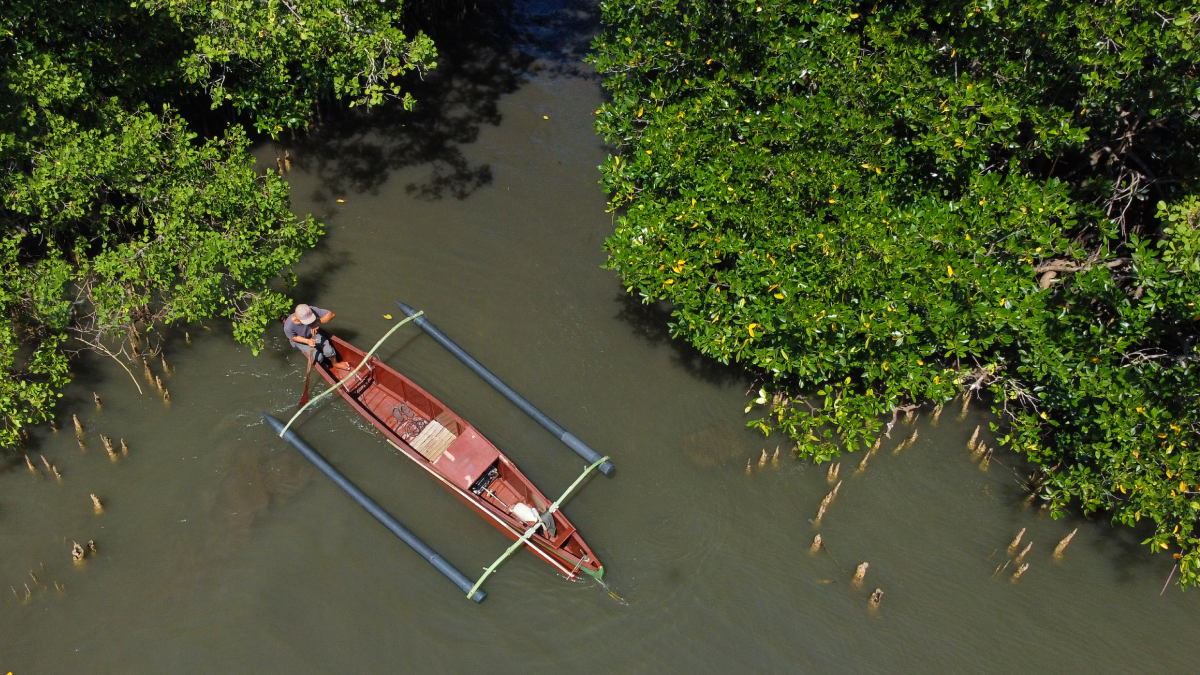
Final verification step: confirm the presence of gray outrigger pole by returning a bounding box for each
[263,413,486,603]
[395,301,614,476]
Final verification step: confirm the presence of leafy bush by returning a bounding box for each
[591,0,1200,583]
[0,1,434,446]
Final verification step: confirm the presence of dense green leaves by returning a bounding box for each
[591,0,1200,584]
[0,1,432,446]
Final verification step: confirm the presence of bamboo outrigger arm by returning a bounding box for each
[395,301,614,476]
[466,455,610,599]
[264,413,487,603]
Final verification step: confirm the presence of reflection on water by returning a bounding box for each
[3,1,1200,673]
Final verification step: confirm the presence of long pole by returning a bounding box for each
[263,413,486,603]
[395,301,613,476]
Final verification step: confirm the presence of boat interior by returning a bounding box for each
[330,344,589,556]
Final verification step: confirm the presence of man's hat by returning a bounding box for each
[295,304,318,325]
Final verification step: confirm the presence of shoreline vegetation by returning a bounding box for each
[0,1,435,445]
[590,0,1200,585]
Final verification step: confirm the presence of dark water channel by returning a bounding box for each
[3,2,1199,672]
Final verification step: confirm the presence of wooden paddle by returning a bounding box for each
[299,338,317,406]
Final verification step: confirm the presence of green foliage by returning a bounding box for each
[0,1,432,446]
[591,0,1200,584]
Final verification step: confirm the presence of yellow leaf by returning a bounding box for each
[1182,481,1188,492]
[947,265,954,277]
[774,293,784,299]
[850,13,859,18]
[383,314,392,319]
[336,199,345,203]
[543,115,549,120]
[638,107,644,117]
[748,323,759,337]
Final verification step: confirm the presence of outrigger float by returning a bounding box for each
[265,305,609,602]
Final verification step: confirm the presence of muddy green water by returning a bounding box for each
[3,3,1198,673]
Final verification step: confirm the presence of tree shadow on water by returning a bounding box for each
[290,0,602,201]
[614,290,750,390]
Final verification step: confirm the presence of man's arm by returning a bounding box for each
[318,310,335,324]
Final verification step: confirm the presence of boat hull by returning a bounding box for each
[313,336,603,580]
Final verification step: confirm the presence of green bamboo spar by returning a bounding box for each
[466,455,610,599]
[279,311,424,437]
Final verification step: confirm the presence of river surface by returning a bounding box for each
[3,2,1198,673]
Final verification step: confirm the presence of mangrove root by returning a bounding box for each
[758,449,768,469]
[1012,563,1029,581]
[932,404,943,424]
[1007,528,1026,555]
[87,540,97,555]
[853,562,869,586]
[827,462,840,483]
[120,438,128,456]
[94,392,102,408]
[73,414,83,435]
[869,588,883,607]
[1016,542,1032,563]
[25,454,37,473]
[810,534,822,554]
[71,541,85,564]
[1054,528,1078,558]
[967,425,980,452]
[857,451,870,474]
[746,458,752,475]
[91,493,104,514]
[771,446,780,468]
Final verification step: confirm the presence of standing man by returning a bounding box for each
[285,304,347,371]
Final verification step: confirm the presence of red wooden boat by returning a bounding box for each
[315,336,604,580]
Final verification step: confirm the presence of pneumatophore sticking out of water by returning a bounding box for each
[101,435,117,461]
[25,454,36,474]
[161,354,169,376]
[827,462,840,483]
[1054,528,1078,558]
[1012,563,1029,581]
[771,447,780,468]
[91,494,104,514]
[120,438,128,456]
[143,360,153,384]
[967,425,980,452]
[745,458,752,475]
[894,428,918,454]
[185,331,191,345]
[758,449,768,469]
[1008,528,1026,555]
[959,391,973,419]
[857,451,870,474]
[932,404,943,424]
[853,562,869,587]
[871,436,882,454]
[93,392,101,408]
[71,542,85,564]
[49,417,57,432]
[73,414,83,436]
[810,534,822,554]
[869,588,883,607]
[1016,542,1033,563]
[980,447,993,470]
